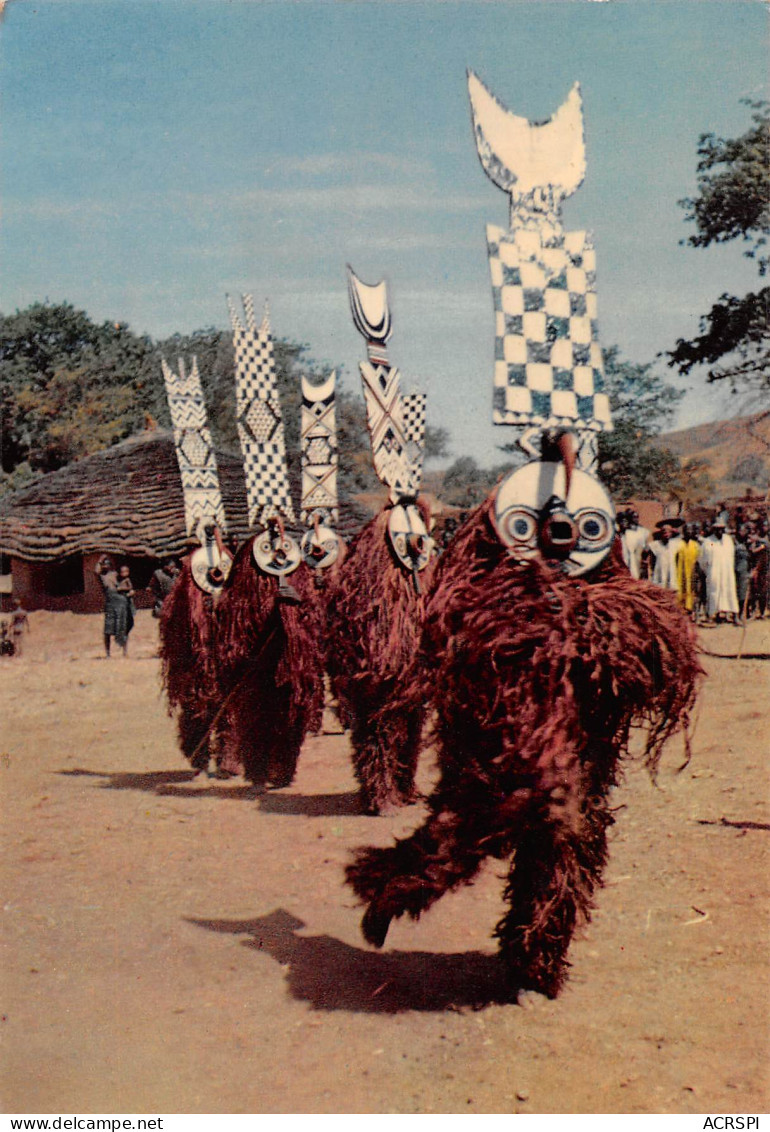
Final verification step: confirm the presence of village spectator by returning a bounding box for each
[151,558,179,617]
[734,527,751,623]
[95,556,135,657]
[639,542,655,581]
[715,501,731,528]
[748,520,769,619]
[650,520,682,591]
[701,520,740,624]
[675,524,701,620]
[0,621,14,657]
[440,517,459,551]
[620,508,650,580]
[10,598,30,657]
[689,523,708,622]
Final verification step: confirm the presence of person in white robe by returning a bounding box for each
[650,523,683,591]
[620,510,651,580]
[701,521,739,622]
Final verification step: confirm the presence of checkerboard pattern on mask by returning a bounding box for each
[487,224,612,434]
[401,393,427,448]
[231,306,296,527]
[401,392,427,491]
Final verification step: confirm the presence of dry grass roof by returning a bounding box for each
[0,430,368,561]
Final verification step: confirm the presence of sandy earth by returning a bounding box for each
[1,609,768,1115]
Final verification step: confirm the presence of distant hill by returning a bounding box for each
[657,412,770,500]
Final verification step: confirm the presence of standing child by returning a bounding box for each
[10,598,30,657]
[95,557,135,657]
[115,565,136,656]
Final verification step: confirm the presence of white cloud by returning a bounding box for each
[269,151,435,182]
[5,181,486,226]
[3,198,118,221]
[174,184,484,215]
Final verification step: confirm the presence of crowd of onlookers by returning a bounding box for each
[2,503,767,659]
[618,506,770,625]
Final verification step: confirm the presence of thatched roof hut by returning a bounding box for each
[0,430,368,611]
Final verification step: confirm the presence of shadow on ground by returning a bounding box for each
[58,768,367,810]
[257,791,363,817]
[189,908,513,1014]
[58,767,257,800]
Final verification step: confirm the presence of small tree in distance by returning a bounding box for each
[597,346,684,501]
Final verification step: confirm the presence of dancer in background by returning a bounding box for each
[158,355,232,773]
[214,297,324,792]
[326,268,435,813]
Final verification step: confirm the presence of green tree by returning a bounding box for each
[0,301,448,500]
[667,101,770,390]
[596,347,683,500]
[440,454,515,508]
[1,303,157,476]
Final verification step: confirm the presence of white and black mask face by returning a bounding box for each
[252,526,302,577]
[494,461,615,577]
[300,525,342,570]
[190,542,233,595]
[387,502,434,575]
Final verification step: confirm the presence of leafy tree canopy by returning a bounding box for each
[1,303,158,479]
[597,346,684,500]
[440,454,515,509]
[667,101,770,390]
[0,301,447,500]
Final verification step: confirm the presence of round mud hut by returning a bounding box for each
[0,430,367,612]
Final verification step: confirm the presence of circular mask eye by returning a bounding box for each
[253,532,301,576]
[499,507,538,549]
[387,504,433,573]
[575,509,612,547]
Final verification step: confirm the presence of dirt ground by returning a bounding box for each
[1,609,768,1115]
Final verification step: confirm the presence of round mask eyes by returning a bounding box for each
[499,507,539,550]
[494,462,616,576]
[574,509,613,547]
[300,526,341,570]
[253,532,302,576]
[190,545,232,595]
[387,504,433,573]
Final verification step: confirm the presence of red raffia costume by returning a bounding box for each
[326,499,435,812]
[346,74,702,998]
[327,268,436,813]
[347,496,701,998]
[214,541,325,789]
[157,356,232,774]
[214,297,326,790]
[159,558,220,772]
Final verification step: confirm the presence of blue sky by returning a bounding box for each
[1,0,766,466]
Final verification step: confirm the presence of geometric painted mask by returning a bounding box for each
[252,523,302,578]
[494,461,615,577]
[190,523,233,595]
[387,502,435,583]
[300,524,343,571]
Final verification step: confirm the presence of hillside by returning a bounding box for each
[658,412,770,500]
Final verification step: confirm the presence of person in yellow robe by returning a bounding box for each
[676,524,701,620]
